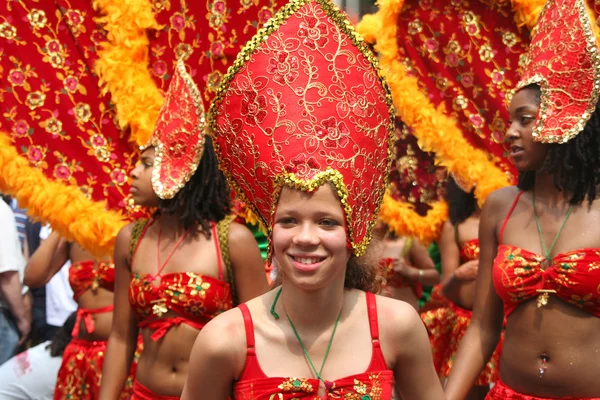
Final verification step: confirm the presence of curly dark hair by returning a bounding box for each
[157,136,231,237]
[47,312,76,357]
[344,247,382,293]
[517,85,600,205]
[446,177,477,225]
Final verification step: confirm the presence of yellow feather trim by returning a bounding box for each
[0,132,127,257]
[511,0,545,30]
[93,0,163,147]
[379,192,448,245]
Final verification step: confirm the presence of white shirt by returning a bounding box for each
[39,226,77,327]
[0,201,26,308]
[0,341,62,400]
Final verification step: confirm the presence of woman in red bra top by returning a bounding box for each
[422,177,502,400]
[181,1,445,398]
[373,221,439,310]
[98,60,268,400]
[24,230,133,399]
[445,0,600,399]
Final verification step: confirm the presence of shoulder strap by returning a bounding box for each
[129,218,151,263]
[366,292,380,342]
[400,236,413,258]
[499,191,524,244]
[238,304,256,352]
[216,215,238,305]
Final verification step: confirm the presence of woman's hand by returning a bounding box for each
[453,260,479,281]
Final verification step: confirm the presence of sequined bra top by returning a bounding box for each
[492,191,600,317]
[68,260,115,301]
[233,292,395,399]
[128,218,235,340]
[460,239,479,263]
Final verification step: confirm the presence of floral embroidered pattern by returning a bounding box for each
[493,244,600,317]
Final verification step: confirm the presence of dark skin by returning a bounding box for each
[445,87,600,399]
[99,147,269,398]
[24,232,113,341]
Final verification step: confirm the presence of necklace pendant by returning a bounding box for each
[537,292,549,308]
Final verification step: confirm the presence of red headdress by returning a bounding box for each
[147,59,207,199]
[209,0,395,256]
[516,0,600,143]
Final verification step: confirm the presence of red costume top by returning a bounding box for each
[460,239,479,264]
[234,292,394,399]
[69,260,115,301]
[129,219,233,340]
[493,191,600,317]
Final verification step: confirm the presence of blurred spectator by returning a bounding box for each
[0,197,30,364]
[0,312,76,399]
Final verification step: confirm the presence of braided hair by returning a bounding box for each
[157,136,231,237]
[517,85,600,205]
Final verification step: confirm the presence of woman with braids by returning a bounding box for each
[422,177,502,400]
[445,0,600,398]
[181,1,444,398]
[98,60,268,400]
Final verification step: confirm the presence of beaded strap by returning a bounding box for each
[129,218,151,261]
[216,215,237,305]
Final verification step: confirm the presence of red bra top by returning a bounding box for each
[493,191,600,317]
[460,239,479,263]
[234,292,395,399]
[128,220,233,340]
[68,260,115,301]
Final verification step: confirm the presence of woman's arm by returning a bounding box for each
[388,300,445,400]
[181,310,243,399]
[98,224,139,400]
[24,231,69,287]
[439,221,478,300]
[228,222,269,302]
[444,190,507,400]
[407,238,440,286]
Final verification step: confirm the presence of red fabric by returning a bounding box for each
[516,0,600,144]
[130,381,180,400]
[211,0,392,256]
[378,257,423,298]
[54,338,136,400]
[129,220,232,339]
[72,304,114,337]
[460,239,480,263]
[493,192,600,317]
[69,260,115,301]
[396,0,529,182]
[234,292,394,399]
[421,301,502,386]
[486,379,600,400]
[0,1,138,213]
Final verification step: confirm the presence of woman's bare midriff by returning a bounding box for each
[74,288,114,341]
[453,280,477,310]
[500,297,600,397]
[135,319,200,396]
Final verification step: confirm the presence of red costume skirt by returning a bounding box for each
[421,299,503,386]
[486,379,600,399]
[53,337,142,400]
[131,381,180,400]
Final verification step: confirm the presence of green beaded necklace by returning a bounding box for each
[270,287,342,386]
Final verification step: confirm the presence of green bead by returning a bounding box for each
[361,396,372,400]
[293,379,302,387]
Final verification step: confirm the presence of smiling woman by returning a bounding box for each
[180,0,445,398]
